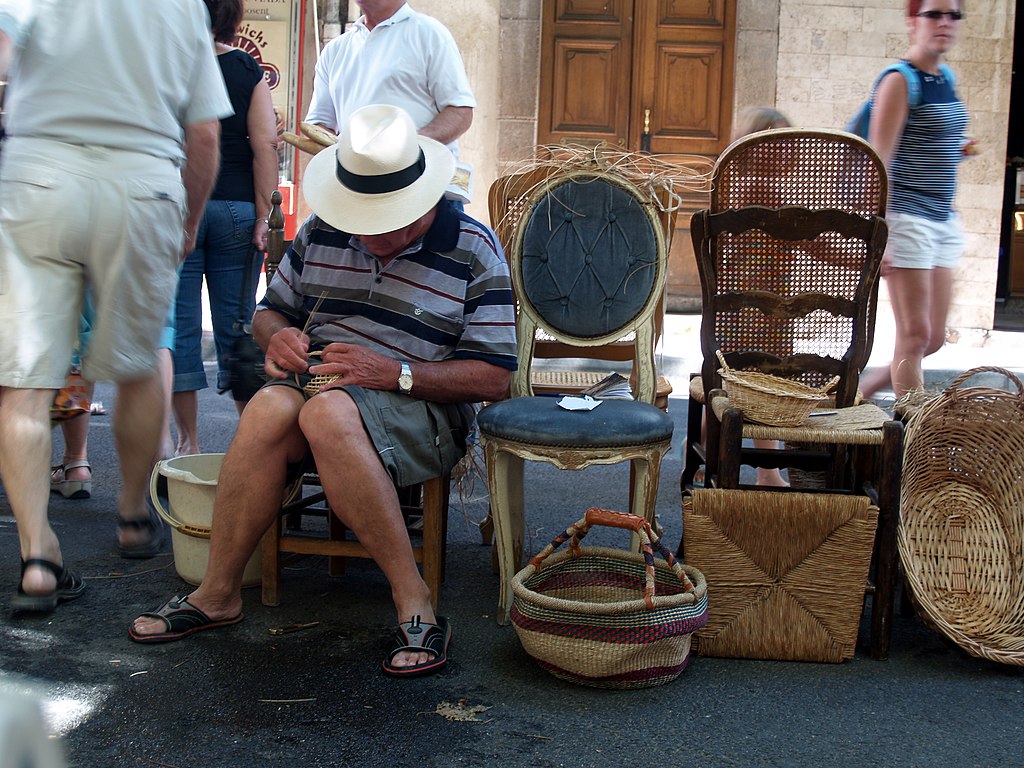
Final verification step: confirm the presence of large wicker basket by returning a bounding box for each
[898,367,1024,666]
[715,350,838,427]
[510,508,708,689]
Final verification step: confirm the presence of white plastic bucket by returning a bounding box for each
[150,454,261,587]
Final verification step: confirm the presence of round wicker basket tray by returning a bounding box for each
[715,350,839,427]
[898,366,1024,666]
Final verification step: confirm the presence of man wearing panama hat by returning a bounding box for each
[129,105,517,678]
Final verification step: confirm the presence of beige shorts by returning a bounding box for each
[0,138,184,388]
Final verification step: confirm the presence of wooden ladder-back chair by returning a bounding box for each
[258,191,450,611]
[477,167,675,625]
[488,165,676,411]
[681,128,905,659]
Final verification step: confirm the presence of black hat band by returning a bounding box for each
[335,148,426,195]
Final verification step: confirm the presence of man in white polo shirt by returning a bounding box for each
[0,0,230,612]
[304,0,476,202]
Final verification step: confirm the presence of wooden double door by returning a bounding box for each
[538,0,737,309]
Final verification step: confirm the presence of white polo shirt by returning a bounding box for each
[304,2,476,154]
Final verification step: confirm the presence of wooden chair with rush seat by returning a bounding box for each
[681,129,906,659]
[257,190,451,611]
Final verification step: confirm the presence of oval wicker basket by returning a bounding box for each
[715,350,839,427]
[898,366,1024,666]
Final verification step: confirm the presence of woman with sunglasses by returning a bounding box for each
[860,1,969,400]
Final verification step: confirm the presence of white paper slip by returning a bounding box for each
[557,395,602,411]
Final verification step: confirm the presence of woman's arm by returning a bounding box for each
[868,71,910,169]
[247,77,279,251]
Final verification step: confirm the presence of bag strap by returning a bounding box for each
[873,61,923,109]
[234,245,262,331]
[875,60,956,109]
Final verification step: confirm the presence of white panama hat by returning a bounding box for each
[302,104,456,235]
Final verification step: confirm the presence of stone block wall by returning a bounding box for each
[776,0,1016,329]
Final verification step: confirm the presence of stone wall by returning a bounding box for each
[776,0,1016,329]
[311,0,1016,330]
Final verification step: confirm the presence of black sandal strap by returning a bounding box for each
[21,558,62,578]
[117,513,159,532]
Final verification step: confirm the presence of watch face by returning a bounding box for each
[399,363,413,392]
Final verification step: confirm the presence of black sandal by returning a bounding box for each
[117,501,166,559]
[11,558,86,613]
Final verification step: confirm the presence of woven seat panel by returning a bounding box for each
[530,370,672,411]
[683,489,878,662]
[477,397,673,448]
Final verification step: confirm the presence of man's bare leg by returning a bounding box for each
[301,391,437,668]
[113,369,166,549]
[132,386,308,634]
[0,387,64,594]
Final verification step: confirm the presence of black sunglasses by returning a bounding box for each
[917,10,964,20]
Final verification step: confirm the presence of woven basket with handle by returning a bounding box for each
[510,508,708,689]
[898,366,1024,666]
[715,349,839,427]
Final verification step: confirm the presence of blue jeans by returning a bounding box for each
[172,199,261,393]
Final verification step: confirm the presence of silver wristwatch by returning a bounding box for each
[397,362,413,393]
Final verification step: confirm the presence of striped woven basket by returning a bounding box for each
[510,508,708,689]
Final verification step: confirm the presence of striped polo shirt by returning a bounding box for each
[259,200,518,370]
[883,62,968,222]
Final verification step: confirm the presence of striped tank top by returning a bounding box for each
[884,61,968,222]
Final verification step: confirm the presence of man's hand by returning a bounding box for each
[264,327,311,379]
[309,343,397,391]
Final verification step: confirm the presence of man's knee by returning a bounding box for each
[298,390,362,440]
[235,385,305,442]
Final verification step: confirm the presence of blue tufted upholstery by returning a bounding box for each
[476,397,672,448]
[519,179,658,339]
[477,168,673,625]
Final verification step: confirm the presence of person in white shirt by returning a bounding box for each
[0,0,231,611]
[304,0,475,201]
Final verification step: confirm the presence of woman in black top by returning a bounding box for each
[171,0,278,452]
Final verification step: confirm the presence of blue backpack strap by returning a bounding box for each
[874,61,923,109]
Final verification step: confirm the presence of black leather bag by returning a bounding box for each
[223,247,267,402]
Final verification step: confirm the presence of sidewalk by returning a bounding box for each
[657,311,1024,400]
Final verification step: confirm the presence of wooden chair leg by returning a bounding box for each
[869,419,904,660]
[260,518,282,607]
[717,405,743,489]
[421,476,447,611]
[485,444,525,625]
[328,513,346,577]
[680,384,704,492]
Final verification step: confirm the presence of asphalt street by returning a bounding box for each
[2,356,1023,767]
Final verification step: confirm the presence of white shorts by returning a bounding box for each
[884,210,963,270]
[0,138,184,388]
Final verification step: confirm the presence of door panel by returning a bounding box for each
[539,0,736,309]
[549,40,627,141]
[539,1,633,147]
[633,0,734,155]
